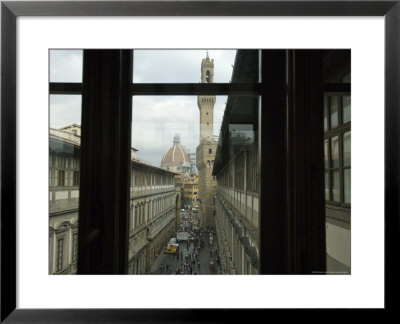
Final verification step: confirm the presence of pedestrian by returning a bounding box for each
[198,261,200,269]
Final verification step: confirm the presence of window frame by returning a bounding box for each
[48,49,327,275]
[56,237,64,273]
[324,88,351,208]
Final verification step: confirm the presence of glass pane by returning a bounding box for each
[130,91,259,274]
[343,131,351,167]
[344,169,351,204]
[49,95,81,275]
[325,171,330,200]
[331,170,340,202]
[329,96,338,128]
[342,95,351,124]
[324,97,328,131]
[331,136,339,168]
[50,50,83,83]
[324,139,329,170]
[342,72,351,83]
[133,50,240,83]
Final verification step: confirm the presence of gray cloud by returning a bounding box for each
[132,95,227,167]
[50,50,83,82]
[133,50,236,83]
[50,95,82,128]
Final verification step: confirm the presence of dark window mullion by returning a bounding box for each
[131,83,261,96]
[49,82,261,96]
[77,50,132,274]
[328,137,332,201]
[339,132,344,203]
[49,82,82,95]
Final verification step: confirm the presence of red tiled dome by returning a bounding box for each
[161,144,189,164]
[161,134,190,167]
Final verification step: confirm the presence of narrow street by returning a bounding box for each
[149,210,221,275]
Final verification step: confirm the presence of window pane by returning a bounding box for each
[56,238,63,272]
[342,96,351,123]
[343,131,351,167]
[324,97,328,131]
[342,72,351,83]
[331,170,340,202]
[50,50,83,83]
[325,171,330,200]
[219,95,260,273]
[49,95,81,275]
[324,139,329,170]
[133,50,240,83]
[234,152,245,191]
[130,95,227,274]
[331,136,339,168]
[329,96,338,128]
[130,89,259,274]
[344,169,351,204]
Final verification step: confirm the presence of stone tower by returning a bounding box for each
[198,51,216,142]
[196,52,218,228]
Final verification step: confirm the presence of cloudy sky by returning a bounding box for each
[50,50,236,167]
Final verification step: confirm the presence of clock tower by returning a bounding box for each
[196,52,218,229]
[198,51,216,142]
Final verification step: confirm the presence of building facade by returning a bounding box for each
[128,159,178,274]
[212,51,260,275]
[196,52,218,228]
[323,51,351,274]
[49,125,179,275]
[212,50,351,274]
[49,127,81,274]
[183,173,199,209]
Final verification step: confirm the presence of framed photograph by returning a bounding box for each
[1,0,398,321]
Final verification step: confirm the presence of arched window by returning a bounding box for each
[206,70,211,83]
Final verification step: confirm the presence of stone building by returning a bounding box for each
[323,51,351,274]
[128,158,179,274]
[49,125,179,275]
[212,50,351,274]
[49,127,80,274]
[212,51,260,275]
[196,52,218,228]
[183,173,199,209]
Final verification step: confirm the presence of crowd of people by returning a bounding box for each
[154,209,221,275]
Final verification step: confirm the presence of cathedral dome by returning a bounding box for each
[161,134,191,172]
[162,144,189,164]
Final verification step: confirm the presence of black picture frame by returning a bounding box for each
[1,0,398,321]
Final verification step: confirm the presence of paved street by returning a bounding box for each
[149,210,221,275]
